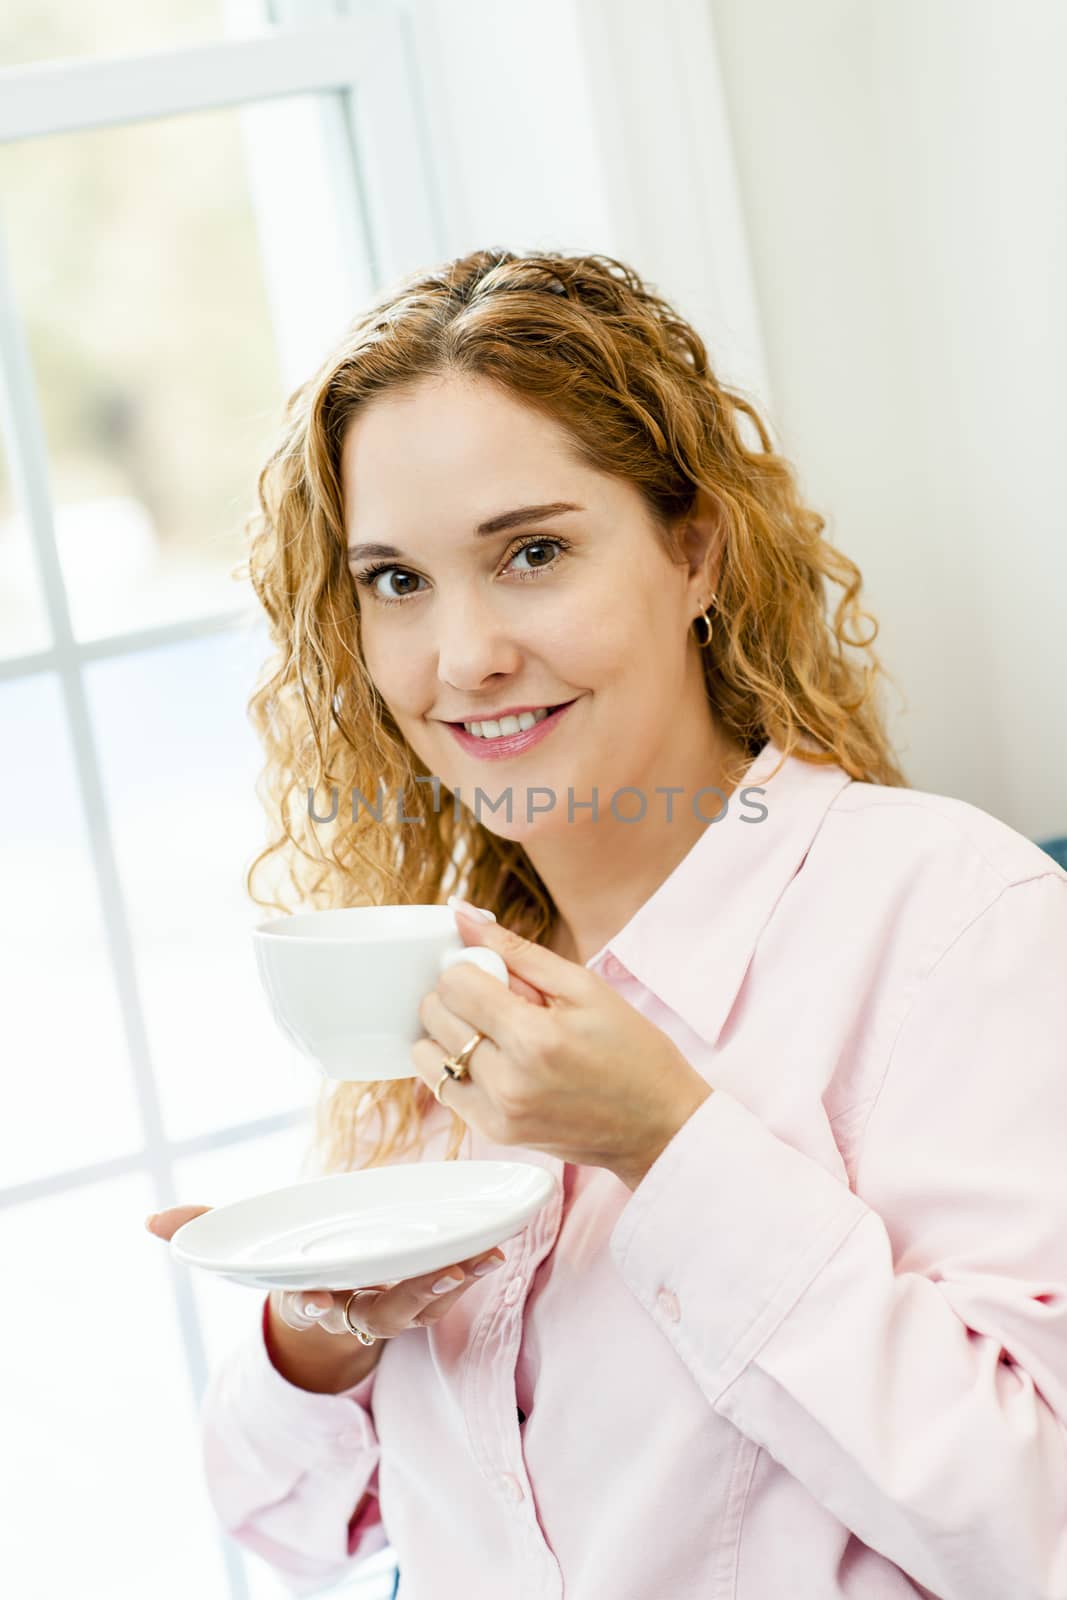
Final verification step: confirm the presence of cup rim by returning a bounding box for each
[253,903,458,941]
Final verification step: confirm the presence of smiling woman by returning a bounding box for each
[229,262,909,1600]
[240,248,906,1174]
[206,248,1067,1600]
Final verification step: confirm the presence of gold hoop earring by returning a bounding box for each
[692,595,717,649]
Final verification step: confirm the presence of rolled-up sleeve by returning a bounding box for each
[199,1294,387,1595]
[609,872,1067,1600]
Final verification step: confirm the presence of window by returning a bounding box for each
[0,3,439,1594]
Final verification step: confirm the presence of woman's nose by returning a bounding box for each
[433,603,523,686]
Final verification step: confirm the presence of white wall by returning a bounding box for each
[706,0,1067,839]
[408,0,1065,839]
[405,0,771,432]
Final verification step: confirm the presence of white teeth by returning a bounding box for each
[463,707,553,739]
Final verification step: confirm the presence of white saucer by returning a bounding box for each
[169,1161,558,1291]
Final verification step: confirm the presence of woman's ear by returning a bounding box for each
[677,485,727,595]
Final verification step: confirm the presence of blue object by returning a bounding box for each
[1038,836,1067,872]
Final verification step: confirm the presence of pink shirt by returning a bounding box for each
[199,736,1067,1599]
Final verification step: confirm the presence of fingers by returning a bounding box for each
[507,973,549,1007]
[410,1246,508,1326]
[366,1247,508,1337]
[277,1248,508,1339]
[144,1205,212,1242]
[275,1289,341,1333]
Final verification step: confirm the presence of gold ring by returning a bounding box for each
[343,1291,377,1345]
[433,1067,451,1106]
[442,1029,485,1081]
[433,1030,486,1106]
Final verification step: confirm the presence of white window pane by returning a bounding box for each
[0,672,143,1187]
[0,100,294,642]
[0,444,51,660]
[0,0,226,70]
[85,623,320,1142]
[0,1172,229,1597]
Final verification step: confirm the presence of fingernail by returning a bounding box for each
[432,1272,464,1294]
[473,1256,504,1277]
[447,895,496,923]
[144,1214,158,1229]
[303,1301,327,1317]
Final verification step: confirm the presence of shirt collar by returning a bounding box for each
[587,736,854,1048]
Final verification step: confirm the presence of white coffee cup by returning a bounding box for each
[252,904,510,1081]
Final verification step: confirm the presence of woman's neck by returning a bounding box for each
[535,724,753,969]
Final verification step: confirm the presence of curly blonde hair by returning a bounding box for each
[238,247,909,1177]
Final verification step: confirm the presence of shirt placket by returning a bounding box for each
[460,1163,566,1599]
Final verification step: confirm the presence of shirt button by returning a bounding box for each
[503,1276,523,1306]
[601,951,625,979]
[656,1287,681,1323]
[500,1472,525,1503]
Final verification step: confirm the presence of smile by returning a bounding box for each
[443,698,579,761]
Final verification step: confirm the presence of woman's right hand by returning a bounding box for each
[145,1204,506,1346]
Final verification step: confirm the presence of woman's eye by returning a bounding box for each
[373,569,421,600]
[511,540,557,571]
[355,537,567,605]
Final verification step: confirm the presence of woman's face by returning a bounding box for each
[341,372,714,843]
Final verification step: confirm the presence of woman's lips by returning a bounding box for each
[445,699,579,761]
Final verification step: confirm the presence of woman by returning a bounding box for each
[146,250,1067,1599]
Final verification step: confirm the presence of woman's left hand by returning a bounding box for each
[411,908,714,1190]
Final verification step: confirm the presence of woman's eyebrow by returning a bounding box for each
[346,502,583,562]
